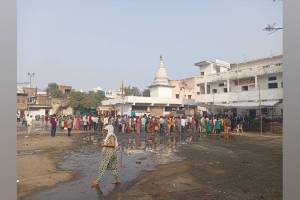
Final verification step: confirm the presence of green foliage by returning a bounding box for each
[124,85,142,96]
[142,89,150,97]
[69,90,106,110]
[46,83,64,98]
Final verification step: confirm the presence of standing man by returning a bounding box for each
[27,115,33,136]
[50,115,57,137]
[67,116,73,136]
[93,115,99,132]
[83,115,88,131]
[45,114,49,130]
[180,117,186,142]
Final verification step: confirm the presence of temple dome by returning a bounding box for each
[151,55,171,86]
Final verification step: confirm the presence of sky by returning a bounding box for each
[17,0,282,91]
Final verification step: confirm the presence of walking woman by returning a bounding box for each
[91,125,121,189]
[135,116,141,147]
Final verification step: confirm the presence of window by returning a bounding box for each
[219,83,225,87]
[275,63,282,66]
[207,85,211,94]
[197,92,200,95]
[281,82,283,88]
[268,76,277,81]
[223,88,228,93]
[176,94,180,99]
[188,95,192,99]
[261,108,268,115]
[196,83,201,86]
[241,86,248,91]
[268,82,278,89]
[212,89,217,93]
[201,72,205,76]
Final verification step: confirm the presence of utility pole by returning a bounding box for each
[27,72,35,115]
[258,82,263,135]
[120,80,124,116]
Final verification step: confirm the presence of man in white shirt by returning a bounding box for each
[93,115,99,131]
[27,115,33,135]
[181,117,186,133]
[104,116,109,126]
[83,116,88,131]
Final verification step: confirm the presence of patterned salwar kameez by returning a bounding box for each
[95,125,120,183]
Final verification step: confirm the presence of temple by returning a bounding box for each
[100,55,197,116]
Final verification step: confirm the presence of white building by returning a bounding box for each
[93,86,104,93]
[194,55,283,117]
[101,55,197,116]
[105,89,121,99]
[169,77,197,100]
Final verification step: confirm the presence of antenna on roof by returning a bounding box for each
[263,23,283,34]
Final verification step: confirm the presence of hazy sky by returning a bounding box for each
[17,0,282,91]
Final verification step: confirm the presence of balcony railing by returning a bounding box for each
[196,64,283,83]
[196,88,283,103]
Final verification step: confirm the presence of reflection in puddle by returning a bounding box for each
[24,133,185,200]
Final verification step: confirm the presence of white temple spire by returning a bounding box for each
[151,54,170,86]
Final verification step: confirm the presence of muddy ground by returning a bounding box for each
[106,134,282,200]
[17,131,282,200]
[17,134,78,199]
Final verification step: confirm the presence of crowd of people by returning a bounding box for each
[18,112,246,141]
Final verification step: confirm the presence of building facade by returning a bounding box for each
[169,77,197,100]
[105,89,121,99]
[101,55,197,116]
[58,85,72,95]
[194,55,283,117]
[16,85,52,118]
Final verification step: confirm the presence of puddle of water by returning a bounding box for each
[24,134,185,200]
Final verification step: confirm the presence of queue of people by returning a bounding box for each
[18,111,246,142]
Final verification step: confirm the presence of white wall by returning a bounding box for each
[150,87,159,97]
[150,86,172,98]
[115,104,132,115]
[207,81,228,94]
[258,72,283,90]
[199,64,213,76]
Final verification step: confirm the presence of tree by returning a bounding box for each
[46,83,64,98]
[142,89,150,97]
[124,85,142,96]
[69,91,85,108]
[69,90,106,111]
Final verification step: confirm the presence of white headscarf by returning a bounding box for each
[103,125,118,148]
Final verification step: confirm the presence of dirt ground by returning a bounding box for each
[17,132,282,200]
[17,134,78,199]
[106,133,282,200]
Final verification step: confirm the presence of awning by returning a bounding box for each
[199,100,279,109]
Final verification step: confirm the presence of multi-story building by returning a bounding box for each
[169,77,197,100]
[58,85,72,95]
[17,93,28,116]
[16,85,52,118]
[194,55,283,117]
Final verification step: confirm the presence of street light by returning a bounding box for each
[120,80,124,116]
[258,82,263,135]
[27,72,35,88]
